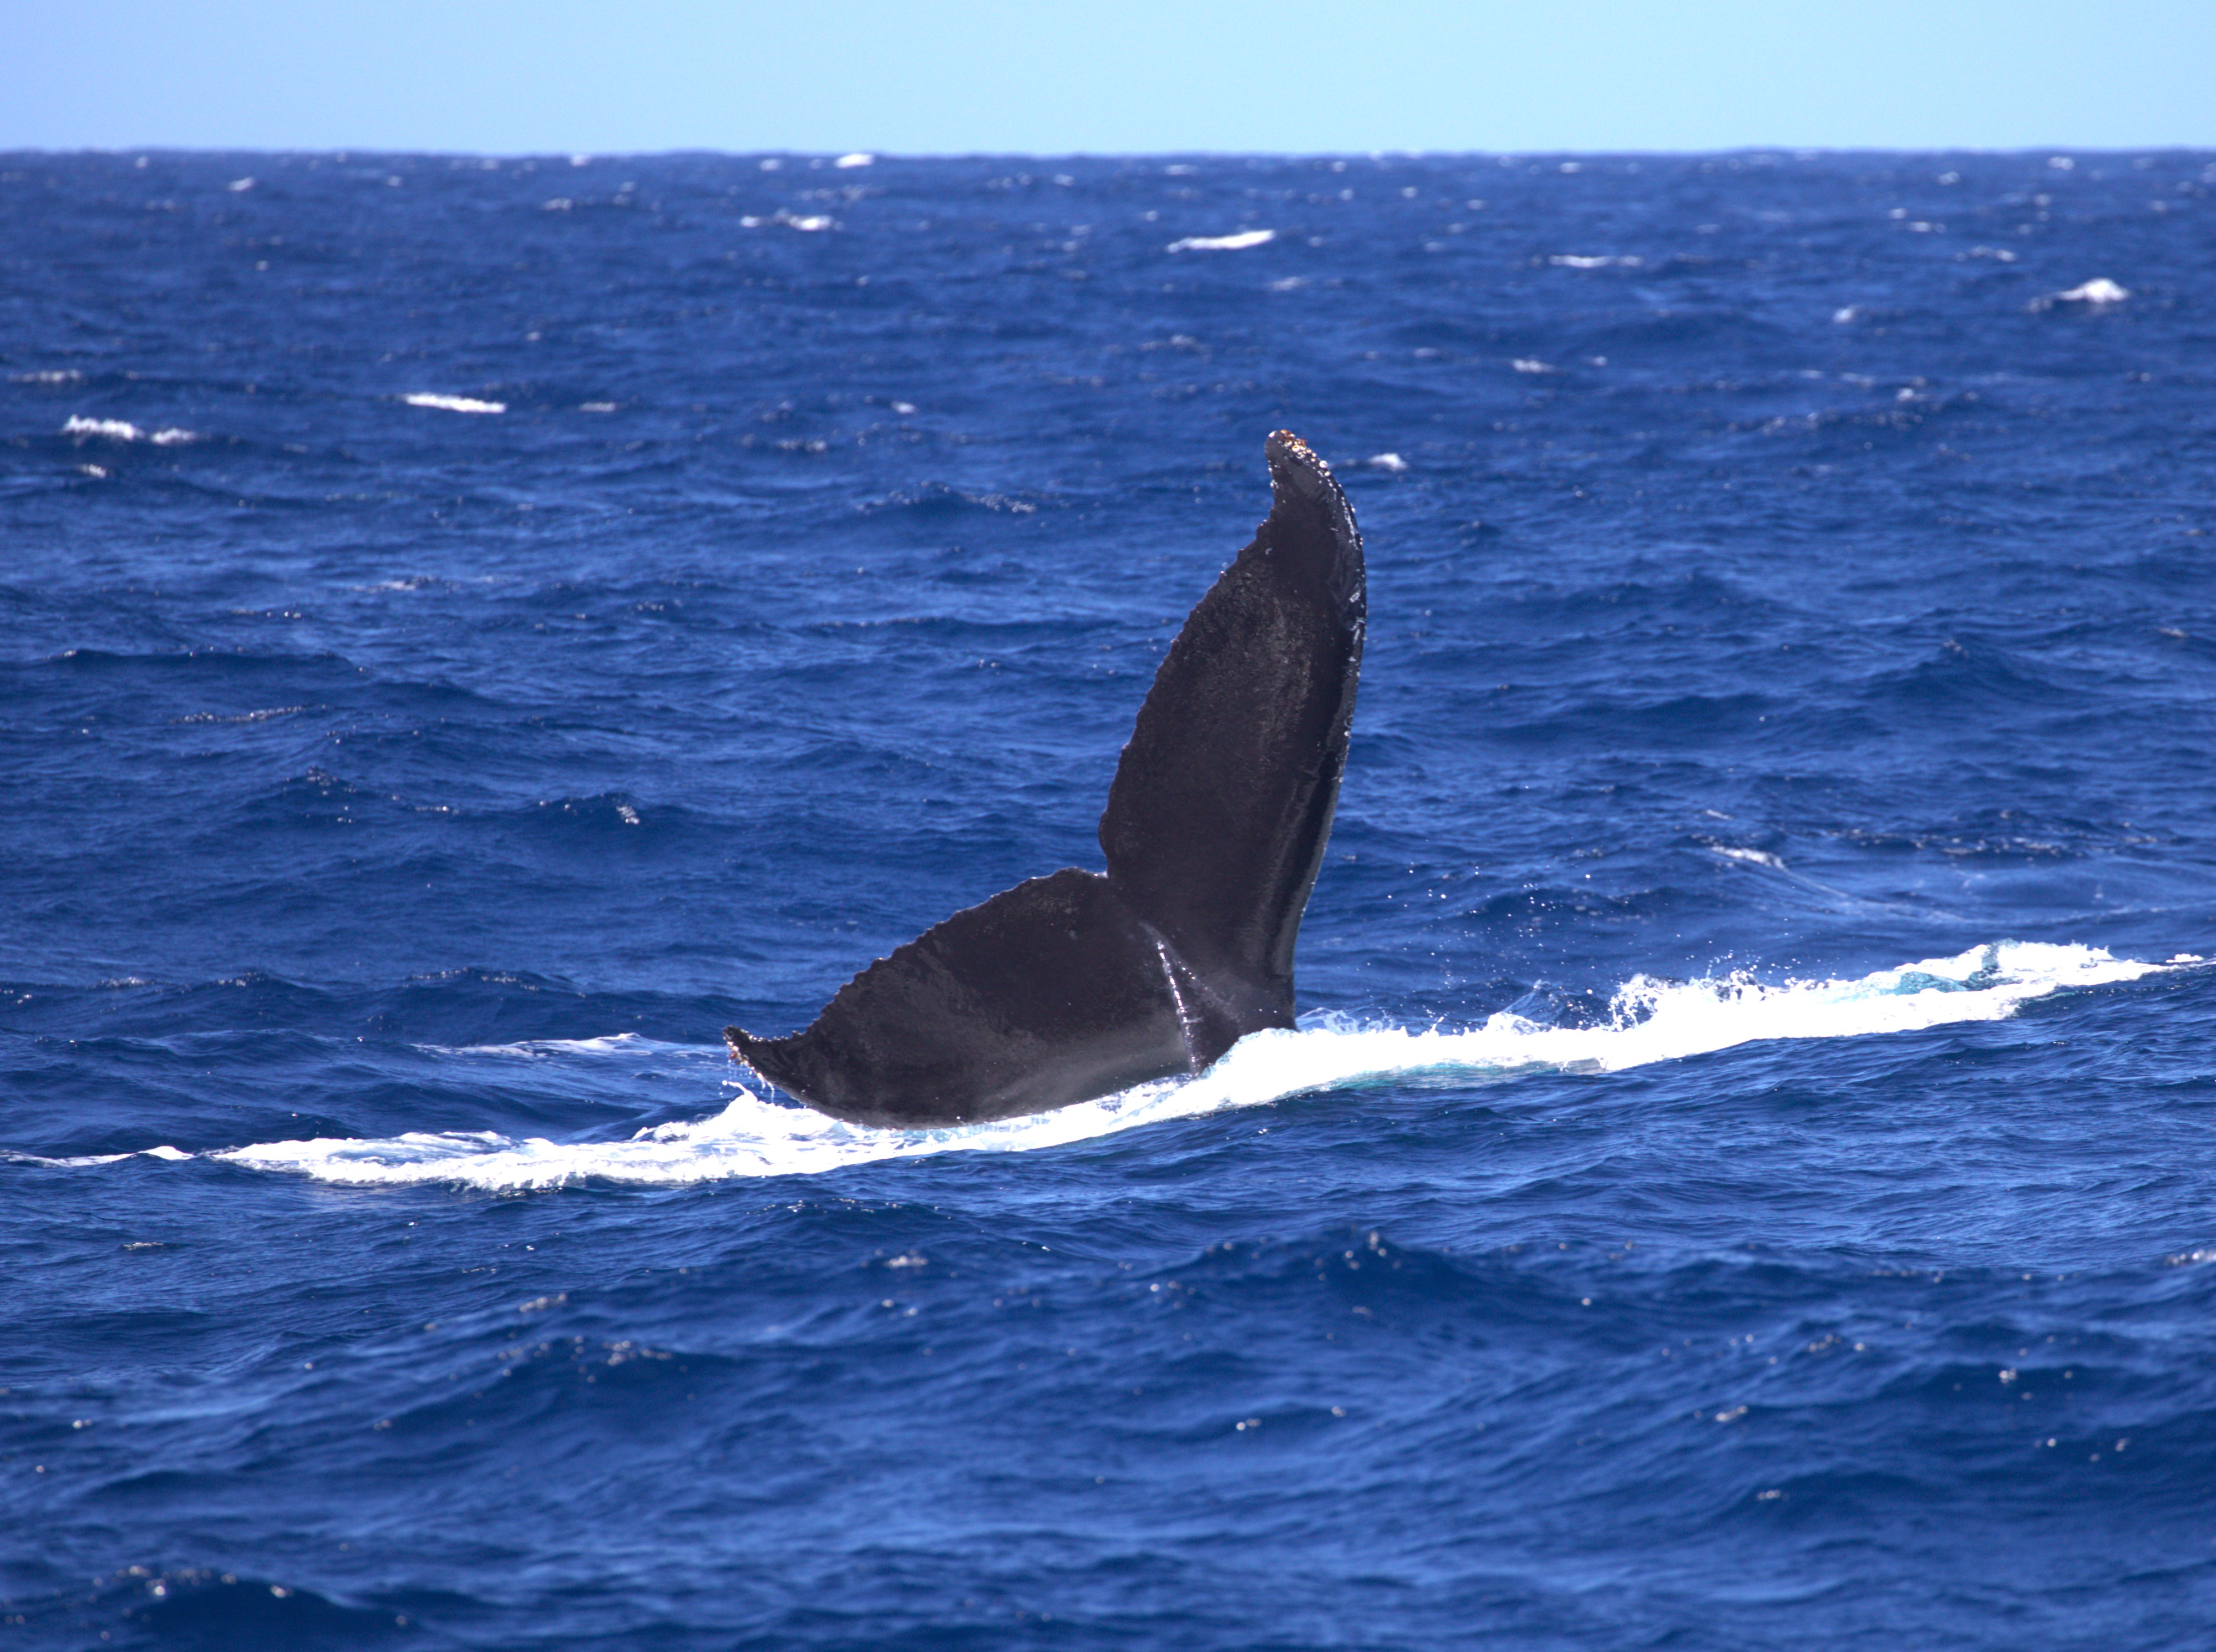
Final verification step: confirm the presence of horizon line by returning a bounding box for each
[12,144,2215,161]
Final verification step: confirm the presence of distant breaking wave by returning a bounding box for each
[62,415,197,443]
[402,392,506,414]
[29,942,2178,1192]
[1167,229,1275,252]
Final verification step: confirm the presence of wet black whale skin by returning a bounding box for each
[726,432,1366,1128]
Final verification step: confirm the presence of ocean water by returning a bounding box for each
[4,148,2215,1648]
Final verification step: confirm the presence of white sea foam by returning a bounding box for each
[6,1144,192,1169]
[403,393,506,414]
[1550,254,1641,268]
[192,941,2173,1192]
[2034,277,2129,311]
[1712,845,1787,870]
[14,369,83,383]
[1167,230,1275,252]
[1367,453,1409,472]
[423,1033,661,1058]
[834,153,875,169]
[65,417,140,440]
[61,416,196,443]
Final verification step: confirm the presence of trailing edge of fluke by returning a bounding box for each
[727,431,1365,1128]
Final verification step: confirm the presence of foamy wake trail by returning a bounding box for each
[157,941,2175,1192]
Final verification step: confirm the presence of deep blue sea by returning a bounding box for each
[5,147,2216,1649]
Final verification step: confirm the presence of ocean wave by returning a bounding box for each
[420,1032,678,1058]
[738,211,836,232]
[1711,845,1787,870]
[62,416,196,443]
[401,392,506,414]
[6,1144,193,1168]
[195,941,2173,1192]
[2031,277,2129,312]
[1167,229,1274,252]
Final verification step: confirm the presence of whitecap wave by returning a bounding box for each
[193,941,2173,1192]
[402,393,506,414]
[422,1032,671,1058]
[62,416,196,444]
[5,1144,192,1168]
[2032,277,2129,312]
[1712,845,1787,870]
[739,211,836,232]
[1167,230,1274,253]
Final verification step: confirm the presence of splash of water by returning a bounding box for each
[41,942,2183,1191]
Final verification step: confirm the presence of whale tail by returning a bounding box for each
[728,431,1365,1128]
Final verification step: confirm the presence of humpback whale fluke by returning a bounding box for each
[727,431,1365,1128]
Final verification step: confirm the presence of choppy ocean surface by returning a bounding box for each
[5,148,2215,1648]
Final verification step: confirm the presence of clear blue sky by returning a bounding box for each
[7,1,2213,155]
